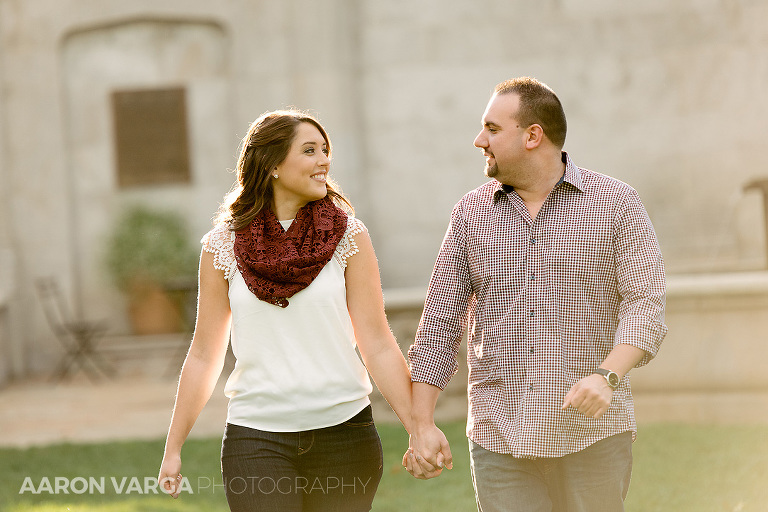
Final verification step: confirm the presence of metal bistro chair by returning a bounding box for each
[35,277,114,382]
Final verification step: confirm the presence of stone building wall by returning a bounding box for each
[1,0,767,379]
[359,0,768,286]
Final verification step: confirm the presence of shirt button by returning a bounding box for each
[529,384,534,391]
[530,238,536,245]
[529,347,534,354]
[529,274,536,281]
[529,310,535,317]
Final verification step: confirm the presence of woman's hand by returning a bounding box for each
[158,453,183,499]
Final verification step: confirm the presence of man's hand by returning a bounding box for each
[403,424,453,479]
[562,374,613,419]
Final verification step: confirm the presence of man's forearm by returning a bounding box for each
[601,343,648,379]
[411,382,441,425]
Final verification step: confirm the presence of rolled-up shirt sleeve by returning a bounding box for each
[408,202,473,389]
[613,188,668,366]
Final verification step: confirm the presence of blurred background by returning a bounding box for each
[0,0,767,423]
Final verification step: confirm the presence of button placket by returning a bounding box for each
[525,226,541,389]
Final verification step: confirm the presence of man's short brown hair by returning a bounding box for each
[495,77,567,148]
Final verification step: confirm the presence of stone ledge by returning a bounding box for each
[383,287,427,311]
[384,271,768,308]
[667,271,768,297]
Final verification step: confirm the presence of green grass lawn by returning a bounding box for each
[1,422,766,511]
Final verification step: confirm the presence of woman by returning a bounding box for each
[158,110,412,511]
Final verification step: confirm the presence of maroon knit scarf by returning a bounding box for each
[234,197,348,308]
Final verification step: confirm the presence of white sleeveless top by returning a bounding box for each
[201,216,373,432]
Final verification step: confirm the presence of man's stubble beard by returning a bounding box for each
[484,162,498,178]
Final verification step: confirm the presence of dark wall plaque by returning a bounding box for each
[111,87,191,187]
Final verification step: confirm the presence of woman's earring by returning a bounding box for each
[272,174,278,179]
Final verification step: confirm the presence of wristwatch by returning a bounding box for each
[592,368,620,390]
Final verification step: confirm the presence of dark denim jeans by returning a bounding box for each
[469,431,633,512]
[221,405,383,512]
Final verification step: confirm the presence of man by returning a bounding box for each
[405,77,667,511]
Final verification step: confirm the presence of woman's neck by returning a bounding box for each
[271,199,305,221]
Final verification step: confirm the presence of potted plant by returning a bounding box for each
[105,206,199,335]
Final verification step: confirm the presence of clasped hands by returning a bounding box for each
[402,425,453,480]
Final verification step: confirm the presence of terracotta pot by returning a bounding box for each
[127,281,184,335]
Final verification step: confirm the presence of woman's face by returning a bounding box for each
[271,122,330,216]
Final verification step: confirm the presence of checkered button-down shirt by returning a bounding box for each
[408,153,667,458]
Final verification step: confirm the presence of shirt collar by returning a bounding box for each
[493,151,585,202]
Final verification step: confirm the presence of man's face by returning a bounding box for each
[473,93,528,182]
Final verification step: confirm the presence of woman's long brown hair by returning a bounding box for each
[216,110,352,230]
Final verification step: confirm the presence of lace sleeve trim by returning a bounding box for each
[201,223,237,280]
[334,217,367,270]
